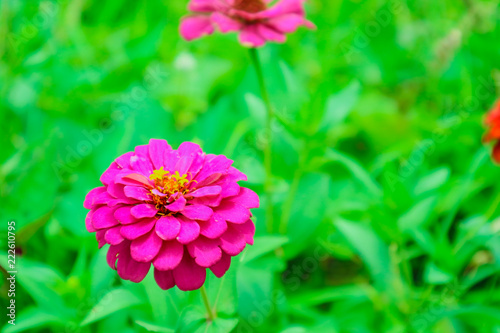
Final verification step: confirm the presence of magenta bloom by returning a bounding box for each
[180,0,315,47]
[84,139,259,291]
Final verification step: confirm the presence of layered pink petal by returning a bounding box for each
[116,247,151,282]
[188,0,219,12]
[153,241,184,270]
[84,187,106,209]
[216,201,250,223]
[232,219,255,245]
[164,196,187,212]
[130,155,154,176]
[85,211,96,232]
[211,12,243,32]
[92,206,119,229]
[190,185,222,198]
[105,226,124,245]
[130,230,163,262]
[117,173,153,188]
[266,13,309,33]
[154,269,175,290]
[115,151,134,169]
[114,206,137,224]
[257,24,286,43]
[229,187,260,208]
[182,204,213,220]
[177,218,201,244]
[187,237,222,267]
[155,215,182,240]
[194,155,232,186]
[209,252,231,278]
[149,139,172,170]
[120,218,157,240]
[199,213,228,239]
[100,163,121,185]
[219,226,246,255]
[124,186,151,201]
[173,256,207,291]
[131,204,158,219]
[239,25,266,47]
[180,15,215,41]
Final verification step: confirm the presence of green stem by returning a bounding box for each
[279,164,303,235]
[200,285,215,321]
[249,48,274,233]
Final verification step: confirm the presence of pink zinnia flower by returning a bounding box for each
[180,0,315,47]
[84,139,259,291]
[484,100,500,163]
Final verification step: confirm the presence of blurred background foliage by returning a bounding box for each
[1,0,500,332]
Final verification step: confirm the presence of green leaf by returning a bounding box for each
[335,218,391,287]
[80,288,145,326]
[195,318,239,333]
[285,173,329,243]
[398,196,438,232]
[325,149,382,199]
[134,320,175,333]
[237,265,275,319]
[2,307,64,333]
[413,167,450,196]
[175,306,206,333]
[424,262,454,285]
[319,81,361,131]
[242,236,289,263]
[244,93,266,127]
[288,285,369,307]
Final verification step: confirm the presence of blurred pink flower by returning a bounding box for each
[180,0,315,47]
[484,100,500,163]
[84,139,258,291]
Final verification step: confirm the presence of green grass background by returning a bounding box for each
[1,0,500,332]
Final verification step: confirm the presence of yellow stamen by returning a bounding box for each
[150,166,169,181]
[148,168,194,215]
[172,171,189,186]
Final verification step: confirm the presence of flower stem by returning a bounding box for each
[249,47,274,234]
[200,285,215,321]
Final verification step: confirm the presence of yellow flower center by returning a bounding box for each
[149,167,194,214]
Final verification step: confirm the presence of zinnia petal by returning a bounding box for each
[153,241,184,270]
[120,217,157,240]
[209,252,231,278]
[173,256,207,291]
[219,226,246,255]
[130,230,163,262]
[131,204,158,219]
[216,201,250,224]
[182,204,213,221]
[155,215,182,240]
[177,218,201,244]
[199,213,228,239]
[180,15,215,41]
[154,269,175,290]
[187,237,222,267]
[92,206,119,229]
